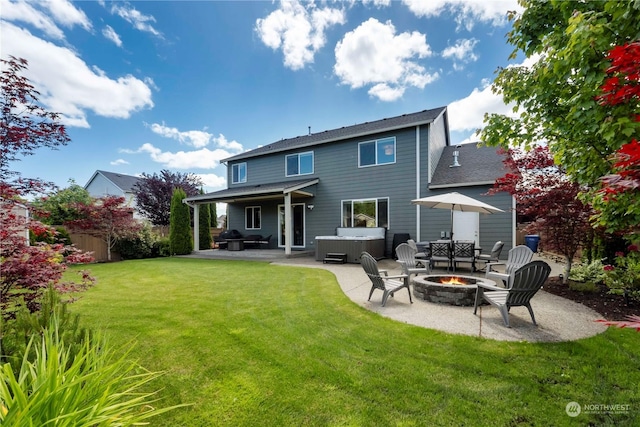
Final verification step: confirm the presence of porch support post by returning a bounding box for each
[284,192,292,255]
[193,204,200,252]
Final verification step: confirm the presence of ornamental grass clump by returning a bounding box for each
[0,316,185,425]
[603,244,640,303]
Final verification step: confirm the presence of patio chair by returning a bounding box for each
[475,241,504,271]
[474,260,551,327]
[406,239,429,266]
[452,240,476,272]
[485,245,534,288]
[395,243,430,278]
[361,251,412,307]
[430,241,452,271]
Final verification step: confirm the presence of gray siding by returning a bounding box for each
[428,113,447,183]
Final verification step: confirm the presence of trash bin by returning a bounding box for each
[524,235,540,253]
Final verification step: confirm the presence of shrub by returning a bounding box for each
[169,188,192,255]
[0,316,186,424]
[115,222,160,260]
[568,259,607,284]
[603,244,640,302]
[155,237,171,257]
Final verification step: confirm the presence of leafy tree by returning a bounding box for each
[66,196,142,262]
[133,170,201,225]
[30,180,91,225]
[198,188,212,250]
[488,146,594,283]
[169,188,192,255]
[592,41,640,237]
[480,1,640,187]
[1,56,69,189]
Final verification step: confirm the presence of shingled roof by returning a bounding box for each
[91,170,142,193]
[429,144,507,188]
[224,106,447,163]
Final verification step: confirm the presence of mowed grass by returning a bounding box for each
[68,258,640,426]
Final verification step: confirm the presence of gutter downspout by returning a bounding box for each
[416,125,421,241]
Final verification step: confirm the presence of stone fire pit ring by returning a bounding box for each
[412,275,495,306]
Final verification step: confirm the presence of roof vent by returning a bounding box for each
[450,150,461,168]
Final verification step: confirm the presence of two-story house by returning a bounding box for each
[184,106,514,258]
[84,170,143,219]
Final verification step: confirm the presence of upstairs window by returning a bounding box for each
[245,206,261,229]
[342,198,389,228]
[232,162,247,184]
[286,152,314,176]
[359,137,396,167]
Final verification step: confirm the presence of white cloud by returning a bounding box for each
[255,0,345,70]
[0,0,84,40]
[122,143,233,169]
[110,158,129,166]
[196,173,227,190]
[402,0,521,30]
[442,38,478,71]
[334,18,438,101]
[102,25,122,47]
[446,54,541,134]
[45,0,92,31]
[146,122,244,152]
[1,23,155,128]
[110,2,162,37]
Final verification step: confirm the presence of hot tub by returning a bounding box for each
[315,227,385,263]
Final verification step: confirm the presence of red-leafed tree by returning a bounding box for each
[1,56,93,329]
[1,185,94,320]
[488,146,594,283]
[1,56,70,188]
[67,196,142,262]
[593,41,640,238]
[133,170,201,225]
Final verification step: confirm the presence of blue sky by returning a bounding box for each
[2,0,525,193]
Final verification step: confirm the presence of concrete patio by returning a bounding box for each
[187,249,608,342]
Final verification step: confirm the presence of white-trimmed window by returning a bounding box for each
[232,162,247,184]
[342,198,389,228]
[286,152,314,176]
[245,206,261,229]
[358,137,396,167]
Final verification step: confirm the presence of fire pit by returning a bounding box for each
[412,275,494,306]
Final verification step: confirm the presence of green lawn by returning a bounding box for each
[69,258,639,426]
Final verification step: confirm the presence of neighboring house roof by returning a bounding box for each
[85,170,142,193]
[429,144,507,188]
[224,106,448,163]
[184,178,319,204]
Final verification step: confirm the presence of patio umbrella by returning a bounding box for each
[411,192,504,239]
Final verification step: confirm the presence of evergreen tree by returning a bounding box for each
[169,188,192,255]
[209,202,217,228]
[198,189,212,250]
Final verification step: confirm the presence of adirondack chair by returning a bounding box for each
[485,245,534,288]
[474,260,551,327]
[361,251,412,307]
[406,239,429,266]
[475,241,504,271]
[395,243,430,278]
